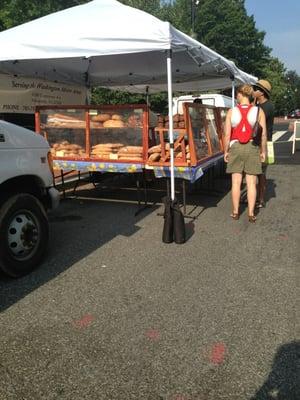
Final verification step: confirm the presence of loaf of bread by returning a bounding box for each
[91,152,111,157]
[111,114,123,121]
[118,146,143,155]
[90,121,103,129]
[175,151,183,158]
[92,143,124,150]
[119,155,143,161]
[51,140,85,158]
[148,152,161,162]
[103,119,125,128]
[91,113,111,122]
[148,144,161,154]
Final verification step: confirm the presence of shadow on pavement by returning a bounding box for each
[265,178,277,204]
[0,170,229,312]
[251,341,300,400]
[274,142,300,165]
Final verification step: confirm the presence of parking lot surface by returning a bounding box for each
[0,140,299,400]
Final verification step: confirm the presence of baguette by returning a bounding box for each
[91,113,111,122]
[111,114,124,121]
[148,144,161,154]
[148,152,161,162]
[118,146,143,154]
[103,119,125,128]
[92,143,124,149]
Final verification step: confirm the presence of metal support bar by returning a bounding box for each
[167,49,175,200]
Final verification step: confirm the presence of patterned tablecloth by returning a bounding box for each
[53,160,144,174]
[149,154,224,183]
[53,153,224,182]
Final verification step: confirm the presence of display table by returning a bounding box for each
[147,153,224,183]
[53,159,144,174]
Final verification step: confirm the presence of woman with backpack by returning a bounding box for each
[223,84,267,223]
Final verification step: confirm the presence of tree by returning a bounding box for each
[0,0,88,30]
[261,57,289,116]
[0,0,294,115]
[118,0,161,17]
[160,0,271,77]
[285,70,300,111]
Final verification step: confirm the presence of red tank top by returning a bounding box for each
[231,104,254,144]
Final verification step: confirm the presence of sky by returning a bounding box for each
[244,0,300,73]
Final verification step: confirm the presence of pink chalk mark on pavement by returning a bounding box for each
[278,234,288,240]
[73,314,95,329]
[171,395,190,400]
[145,329,160,341]
[209,342,226,365]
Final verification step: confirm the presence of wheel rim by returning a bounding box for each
[7,211,41,261]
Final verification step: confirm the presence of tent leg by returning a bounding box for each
[167,50,175,201]
[162,50,186,244]
[231,79,235,108]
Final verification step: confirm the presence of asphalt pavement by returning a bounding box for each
[0,127,299,400]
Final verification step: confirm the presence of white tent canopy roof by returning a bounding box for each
[0,0,256,92]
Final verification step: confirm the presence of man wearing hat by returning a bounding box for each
[253,79,274,208]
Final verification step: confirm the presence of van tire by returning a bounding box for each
[0,193,49,278]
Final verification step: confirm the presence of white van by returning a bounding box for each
[173,94,233,115]
[0,120,59,277]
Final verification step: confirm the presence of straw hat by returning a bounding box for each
[255,79,272,96]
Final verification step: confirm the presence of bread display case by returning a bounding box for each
[35,104,156,167]
[147,103,224,167]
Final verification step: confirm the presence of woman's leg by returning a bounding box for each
[257,173,266,205]
[246,174,257,216]
[231,173,243,214]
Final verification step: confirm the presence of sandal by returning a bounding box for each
[230,213,239,220]
[256,201,265,209]
[248,215,257,223]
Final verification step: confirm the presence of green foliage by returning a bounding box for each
[261,57,287,115]
[91,88,168,114]
[162,0,271,77]
[285,70,300,112]
[118,0,161,16]
[0,0,88,30]
[260,57,300,115]
[0,0,298,115]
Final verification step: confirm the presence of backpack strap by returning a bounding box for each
[236,104,253,134]
[230,104,253,142]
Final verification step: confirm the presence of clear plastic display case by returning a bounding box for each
[35,104,156,164]
[147,103,225,167]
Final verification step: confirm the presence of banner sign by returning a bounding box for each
[0,74,87,114]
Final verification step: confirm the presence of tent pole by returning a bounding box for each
[231,79,235,108]
[145,85,150,106]
[167,49,175,201]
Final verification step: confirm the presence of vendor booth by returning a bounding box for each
[0,0,256,201]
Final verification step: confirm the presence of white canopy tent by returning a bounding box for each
[0,0,256,199]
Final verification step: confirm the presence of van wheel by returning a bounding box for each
[0,194,49,278]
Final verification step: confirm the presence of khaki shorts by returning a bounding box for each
[226,141,262,175]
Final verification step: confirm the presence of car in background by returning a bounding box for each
[287,109,300,118]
